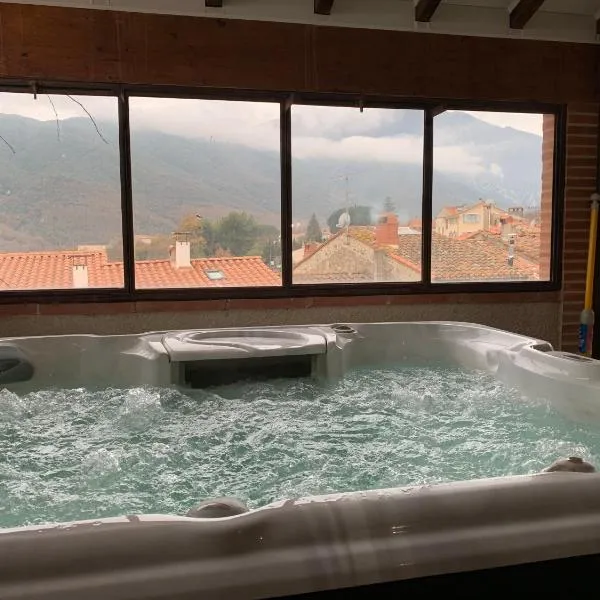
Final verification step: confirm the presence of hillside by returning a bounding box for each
[0,112,542,252]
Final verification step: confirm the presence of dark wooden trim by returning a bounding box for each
[0,80,565,303]
[314,0,335,16]
[421,110,433,285]
[118,92,135,294]
[415,0,443,23]
[509,0,545,29]
[550,106,567,295]
[281,99,293,287]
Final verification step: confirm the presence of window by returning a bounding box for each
[0,85,562,299]
[0,92,122,291]
[205,270,224,281]
[129,97,282,289]
[291,105,424,285]
[432,110,553,283]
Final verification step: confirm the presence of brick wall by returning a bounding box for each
[540,114,554,282]
[0,3,596,347]
[560,104,599,352]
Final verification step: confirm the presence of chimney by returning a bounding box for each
[500,216,514,241]
[375,213,399,246]
[72,263,89,288]
[170,232,192,268]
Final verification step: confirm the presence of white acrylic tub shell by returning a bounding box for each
[162,328,329,361]
[3,474,600,599]
[2,321,600,599]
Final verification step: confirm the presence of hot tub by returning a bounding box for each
[1,321,600,599]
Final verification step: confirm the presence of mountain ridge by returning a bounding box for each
[0,111,542,252]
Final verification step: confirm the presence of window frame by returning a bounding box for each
[0,80,566,304]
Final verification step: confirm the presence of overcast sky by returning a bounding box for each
[0,93,543,177]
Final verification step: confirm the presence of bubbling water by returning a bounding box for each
[0,364,598,528]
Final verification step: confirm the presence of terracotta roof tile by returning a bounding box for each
[396,232,539,281]
[293,272,373,284]
[0,250,280,290]
[0,250,111,290]
[295,227,539,283]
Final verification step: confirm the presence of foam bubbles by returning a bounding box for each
[0,389,27,422]
[1,367,600,528]
[118,388,163,431]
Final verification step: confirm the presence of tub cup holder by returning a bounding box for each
[331,324,358,336]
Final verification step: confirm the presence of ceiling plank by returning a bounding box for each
[415,0,443,23]
[509,0,545,30]
[314,0,335,16]
[205,0,223,7]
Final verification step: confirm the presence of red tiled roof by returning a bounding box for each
[396,232,539,281]
[295,226,539,283]
[0,250,280,290]
[293,272,374,284]
[134,256,280,288]
[469,229,541,263]
[0,250,111,290]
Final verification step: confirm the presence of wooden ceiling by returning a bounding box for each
[4,1,599,44]
[202,0,595,33]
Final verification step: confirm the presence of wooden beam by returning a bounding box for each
[205,0,223,7]
[314,0,335,16]
[509,0,545,29]
[415,0,443,23]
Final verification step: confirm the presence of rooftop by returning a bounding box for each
[296,225,540,283]
[0,250,280,290]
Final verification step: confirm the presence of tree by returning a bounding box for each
[215,211,259,257]
[327,206,373,233]
[383,197,396,213]
[305,213,323,243]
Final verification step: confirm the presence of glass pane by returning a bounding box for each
[0,93,122,290]
[432,110,551,283]
[129,98,282,289]
[291,105,424,284]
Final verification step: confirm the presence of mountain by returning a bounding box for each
[0,111,542,252]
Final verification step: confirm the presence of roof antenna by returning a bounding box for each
[507,233,516,267]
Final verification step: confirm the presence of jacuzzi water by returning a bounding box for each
[1,363,598,529]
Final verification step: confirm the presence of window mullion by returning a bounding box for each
[422,109,434,286]
[118,90,136,295]
[281,97,293,288]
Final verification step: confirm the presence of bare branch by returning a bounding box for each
[0,133,15,155]
[46,94,61,141]
[66,95,109,144]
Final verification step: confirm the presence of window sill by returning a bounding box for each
[0,291,561,317]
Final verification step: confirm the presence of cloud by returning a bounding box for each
[291,104,397,139]
[0,93,118,122]
[464,111,543,136]
[129,97,281,151]
[489,163,504,177]
[293,134,487,176]
[0,93,536,177]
